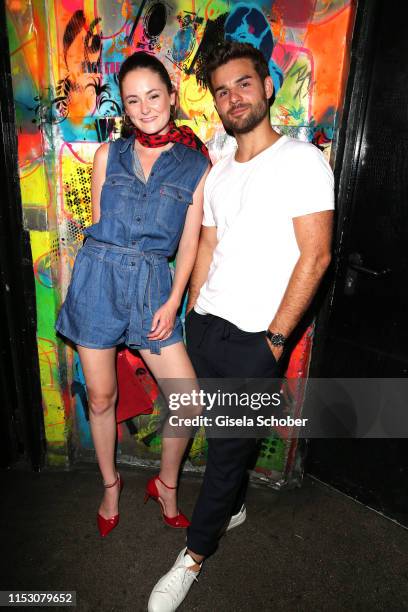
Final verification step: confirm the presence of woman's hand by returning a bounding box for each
[147,297,179,341]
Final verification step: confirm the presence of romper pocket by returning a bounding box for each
[65,248,92,305]
[148,263,173,315]
[100,175,134,216]
[157,183,193,231]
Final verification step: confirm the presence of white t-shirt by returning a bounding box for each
[195,135,335,332]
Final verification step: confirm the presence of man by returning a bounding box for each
[148,41,334,611]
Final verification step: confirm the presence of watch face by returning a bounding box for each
[267,331,286,346]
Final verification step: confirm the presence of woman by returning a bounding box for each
[56,52,210,537]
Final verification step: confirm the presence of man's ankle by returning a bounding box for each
[186,549,205,565]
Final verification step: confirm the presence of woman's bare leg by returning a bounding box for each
[139,341,201,517]
[76,346,119,519]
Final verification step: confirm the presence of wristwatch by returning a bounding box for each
[265,330,286,347]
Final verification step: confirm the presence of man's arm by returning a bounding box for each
[186,226,218,312]
[267,209,333,360]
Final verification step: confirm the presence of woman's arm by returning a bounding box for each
[148,165,211,341]
[90,143,109,223]
[186,226,218,312]
[168,167,210,306]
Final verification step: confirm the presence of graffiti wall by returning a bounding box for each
[6,0,354,482]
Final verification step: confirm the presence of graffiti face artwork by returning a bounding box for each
[225,4,283,94]
[7,0,354,478]
[57,10,103,119]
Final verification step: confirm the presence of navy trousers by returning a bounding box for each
[185,310,283,557]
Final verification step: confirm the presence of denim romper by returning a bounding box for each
[56,135,208,354]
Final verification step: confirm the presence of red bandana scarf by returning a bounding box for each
[134,121,210,161]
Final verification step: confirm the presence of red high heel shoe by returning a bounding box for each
[144,475,190,528]
[97,473,124,537]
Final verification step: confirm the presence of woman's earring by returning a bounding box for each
[122,112,132,127]
[170,104,177,121]
[120,112,134,137]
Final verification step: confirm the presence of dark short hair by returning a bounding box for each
[118,51,173,97]
[204,41,271,95]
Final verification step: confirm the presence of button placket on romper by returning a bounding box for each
[118,140,165,354]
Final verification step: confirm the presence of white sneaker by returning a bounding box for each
[148,547,201,612]
[226,504,247,532]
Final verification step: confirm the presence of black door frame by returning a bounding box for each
[0,2,45,470]
[310,0,380,376]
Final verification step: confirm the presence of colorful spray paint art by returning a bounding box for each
[6,0,354,482]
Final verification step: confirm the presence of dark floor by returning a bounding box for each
[2,465,408,611]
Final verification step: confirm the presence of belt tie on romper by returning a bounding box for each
[85,237,167,354]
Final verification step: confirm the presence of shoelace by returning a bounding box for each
[183,569,199,586]
[162,564,199,602]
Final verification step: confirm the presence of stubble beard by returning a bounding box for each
[221,98,269,135]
